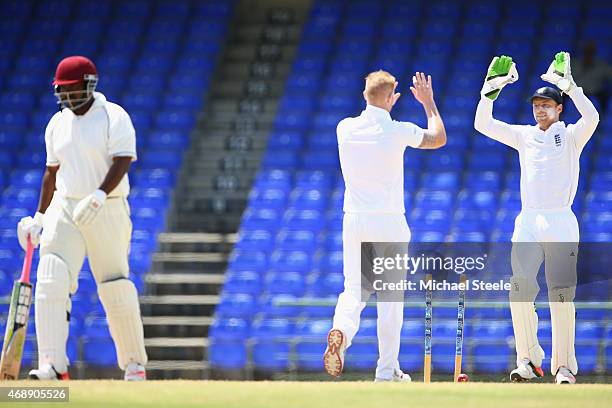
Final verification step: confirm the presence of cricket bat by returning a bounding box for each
[0,238,34,380]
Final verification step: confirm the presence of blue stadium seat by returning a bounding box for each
[209,338,247,369]
[264,272,305,296]
[472,344,511,373]
[316,251,343,274]
[241,209,281,232]
[315,272,343,297]
[268,131,305,150]
[235,230,275,252]
[216,294,256,319]
[258,294,301,318]
[269,250,312,274]
[209,318,250,341]
[249,189,288,210]
[132,169,175,189]
[84,317,110,338]
[252,339,290,371]
[276,229,317,252]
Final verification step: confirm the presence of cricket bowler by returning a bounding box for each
[474,52,599,384]
[323,71,447,381]
[16,56,148,380]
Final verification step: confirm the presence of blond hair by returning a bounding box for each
[364,70,396,100]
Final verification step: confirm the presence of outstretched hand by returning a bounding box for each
[410,72,433,105]
[390,81,401,108]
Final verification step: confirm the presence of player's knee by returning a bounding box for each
[35,254,70,300]
[98,278,139,311]
[92,266,129,285]
[548,286,576,303]
[509,276,539,302]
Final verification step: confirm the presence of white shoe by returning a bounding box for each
[28,363,70,380]
[510,358,544,382]
[124,362,146,381]
[375,368,412,382]
[323,329,346,377]
[555,367,576,384]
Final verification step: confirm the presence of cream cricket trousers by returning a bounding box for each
[510,206,579,375]
[35,193,147,372]
[40,194,132,288]
[332,212,410,380]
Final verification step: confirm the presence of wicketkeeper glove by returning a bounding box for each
[541,51,576,93]
[73,189,107,227]
[480,55,519,101]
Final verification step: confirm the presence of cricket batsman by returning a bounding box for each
[16,56,148,380]
[323,71,447,381]
[475,52,599,384]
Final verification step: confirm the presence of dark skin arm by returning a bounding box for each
[37,157,132,213]
[37,166,59,214]
[98,156,133,195]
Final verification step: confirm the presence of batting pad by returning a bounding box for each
[35,254,70,373]
[509,276,544,367]
[549,287,578,375]
[98,279,148,369]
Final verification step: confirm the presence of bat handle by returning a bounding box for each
[19,237,34,283]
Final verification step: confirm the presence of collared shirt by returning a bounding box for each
[475,87,599,209]
[45,92,137,199]
[337,104,425,214]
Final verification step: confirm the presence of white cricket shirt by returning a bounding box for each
[338,104,424,214]
[475,87,599,209]
[45,92,137,199]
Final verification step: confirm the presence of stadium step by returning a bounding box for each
[145,360,210,380]
[142,0,309,377]
[157,232,237,252]
[144,337,209,361]
[173,214,244,233]
[145,273,225,296]
[140,295,219,316]
[143,316,214,338]
[152,252,227,272]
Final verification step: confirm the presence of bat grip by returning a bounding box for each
[19,237,34,283]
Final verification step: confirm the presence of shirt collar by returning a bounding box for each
[90,92,106,110]
[362,104,391,120]
[535,120,566,133]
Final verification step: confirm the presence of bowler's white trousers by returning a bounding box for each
[332,213,410,380]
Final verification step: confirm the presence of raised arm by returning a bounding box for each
[410,72,446,149]
[474,56,521,149]
[474,97,519,149]
[566,87,600,150]
[540,52,600,151]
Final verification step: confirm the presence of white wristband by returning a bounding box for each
[33,211,44,224]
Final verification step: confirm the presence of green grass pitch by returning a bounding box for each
[2,381,611,408]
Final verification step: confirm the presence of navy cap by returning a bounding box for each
[528,87,563,104]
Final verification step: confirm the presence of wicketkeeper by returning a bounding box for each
[475,52,599,384]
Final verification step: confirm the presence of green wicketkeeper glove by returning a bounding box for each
[480,55,519,101]
[541,51,576,93]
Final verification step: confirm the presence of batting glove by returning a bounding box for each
[73,189,107,227]
[480,55,519,101]
[541,51,576,93]
[17,212,44,251]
